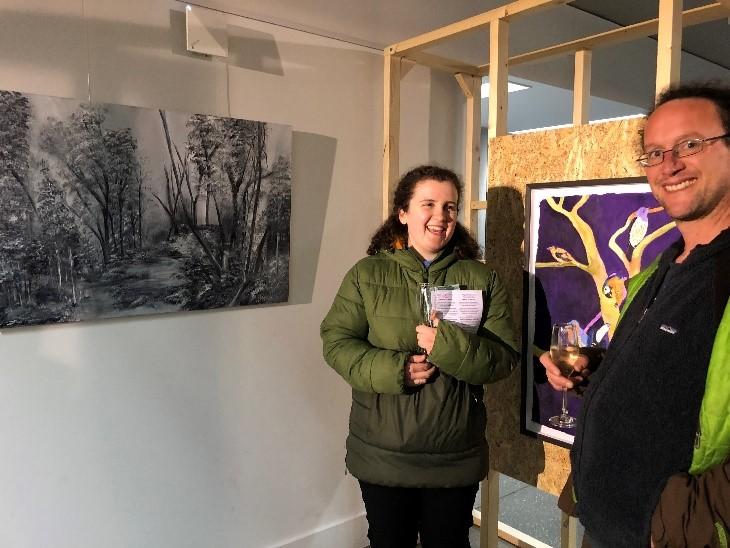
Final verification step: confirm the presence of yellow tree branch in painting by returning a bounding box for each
[608,216,636,274]
[537,196,607,279]
[535,245,590,272]
[535,195,617,338]
[631,223,676,272]
[608,206,676,277]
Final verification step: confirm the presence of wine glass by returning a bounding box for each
[548,322,581,429]
[419,282,433,327]
[418,283,433,355]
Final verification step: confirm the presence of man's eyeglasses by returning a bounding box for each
[637,133,729,167]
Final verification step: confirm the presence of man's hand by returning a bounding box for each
[404,353,437,387]
[539,351,589,390]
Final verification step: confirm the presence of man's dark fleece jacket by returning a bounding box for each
[571,229,730,547]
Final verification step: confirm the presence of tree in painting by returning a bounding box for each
[39,106,143,266]
[0,89,291,327]
[156,112,290,309]
[0,91,38,314]
[535,194,675,344]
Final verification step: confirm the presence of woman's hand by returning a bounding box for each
[415,313,440,355]
[404,353,437,387]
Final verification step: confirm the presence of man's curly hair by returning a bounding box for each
[640,80,730,149]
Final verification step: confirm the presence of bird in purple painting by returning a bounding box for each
[629,207,650,247]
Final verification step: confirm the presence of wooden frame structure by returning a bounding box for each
[382,1,730,547]
[383,0,730,226]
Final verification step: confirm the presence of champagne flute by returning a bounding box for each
[548,322,580,429]
[418,283,433,355]
[419,282,433,327]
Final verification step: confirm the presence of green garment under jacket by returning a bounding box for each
[320,247,519,488]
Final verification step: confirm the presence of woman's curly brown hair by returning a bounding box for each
[367,165,481,260]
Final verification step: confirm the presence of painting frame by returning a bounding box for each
[521,177,679,447]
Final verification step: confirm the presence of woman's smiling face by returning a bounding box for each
[398,178,458,260]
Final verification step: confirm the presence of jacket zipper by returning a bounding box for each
[694,422,702,449]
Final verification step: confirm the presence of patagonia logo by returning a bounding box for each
[660,324,677,335]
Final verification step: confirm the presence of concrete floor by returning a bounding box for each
[471,474,585,547]
[365,474,585,547]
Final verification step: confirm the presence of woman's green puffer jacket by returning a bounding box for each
[321,246,518,487]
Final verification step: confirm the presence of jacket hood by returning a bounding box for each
[384,245,459,273]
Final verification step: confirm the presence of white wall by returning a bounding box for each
[0,1,463,547]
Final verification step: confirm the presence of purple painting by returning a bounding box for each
[523,178,679,445]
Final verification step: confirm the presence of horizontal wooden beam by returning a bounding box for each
[471,200,488,210]
[387,0,571,56]
[476,2,728,75]
[473,511,554,548]
[400,51,480,75]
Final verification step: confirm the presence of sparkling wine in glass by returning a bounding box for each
[548,323,580,429]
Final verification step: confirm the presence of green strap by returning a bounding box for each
[617,255,661,325]
[715,521,728,548]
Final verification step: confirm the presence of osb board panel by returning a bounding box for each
[483,118,645,496]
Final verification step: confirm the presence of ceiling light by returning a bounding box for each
[481,82,530,99]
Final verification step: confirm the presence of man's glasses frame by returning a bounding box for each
[637,133,730,167]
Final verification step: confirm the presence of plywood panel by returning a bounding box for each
[483,117,644,494]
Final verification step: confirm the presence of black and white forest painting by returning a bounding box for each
[0,89,291,327]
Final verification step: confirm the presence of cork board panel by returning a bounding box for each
[483,118,645,495]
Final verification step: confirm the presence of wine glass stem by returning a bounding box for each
[561,389,569,418]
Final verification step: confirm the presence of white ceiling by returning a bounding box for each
[185,0,500,50]
[572,0,730,70]
[184,0,730,109]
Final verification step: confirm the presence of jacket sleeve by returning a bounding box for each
[320,265,409,395]
[427,270,518,385]
[650,459,730,547]
[557,472,579,517]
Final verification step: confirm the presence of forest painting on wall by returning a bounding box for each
[522,178,679,446]
[0,89,291,327]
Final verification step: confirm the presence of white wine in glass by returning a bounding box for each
[548,323,580,429]
[550,344,580,377]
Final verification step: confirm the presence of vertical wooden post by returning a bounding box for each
[573,49,592,126]
[487,19,509,140]
[483,22,506,544]
[383,53,401,220]
[655,0,682,96]
[560,512,579,548]
[454,73,481,234]
[480,469,500,548]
